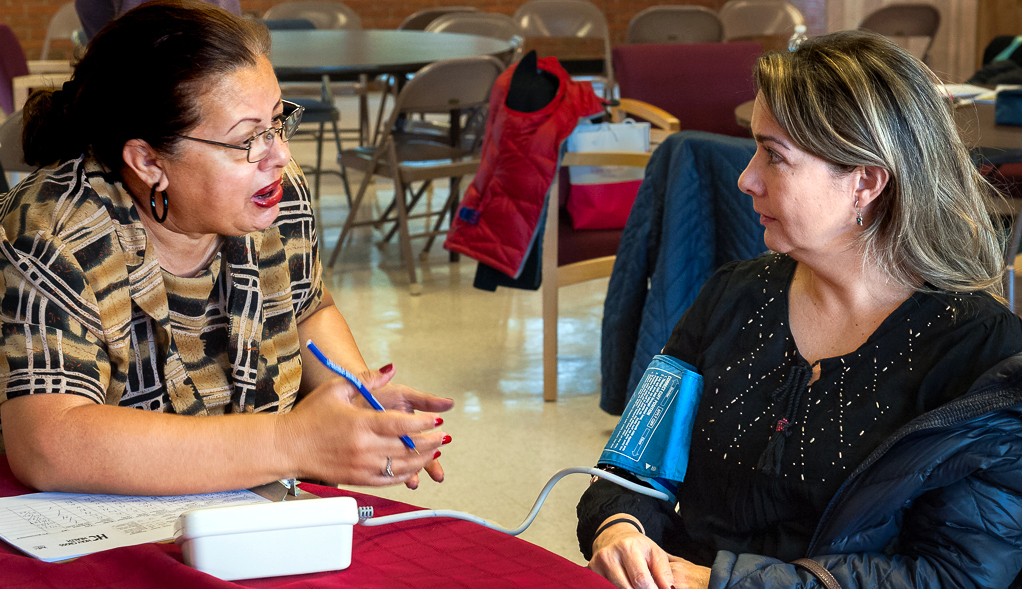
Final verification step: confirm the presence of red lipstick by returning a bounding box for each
[252,179,283,208]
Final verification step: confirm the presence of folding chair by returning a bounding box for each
[329,56,505,295]
[370,7,481,145]
[627,6,724,44]
[399,6,477,31]
[512,0,614,99]
[40,3,82,60]
[719,0,805,40]
[264,1,369,147]
[426,12,524,65]
[263,1,360,29]
[858,3,940,64]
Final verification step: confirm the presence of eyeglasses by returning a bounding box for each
[174,100,304,163]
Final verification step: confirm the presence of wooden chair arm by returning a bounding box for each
[611,98,680,132]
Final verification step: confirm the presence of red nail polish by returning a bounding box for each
[434,417,444,427]
[379,363,394,374]
[433,450,441,459]
[442,434,452,445]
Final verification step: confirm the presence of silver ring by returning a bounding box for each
[383,456,394,477]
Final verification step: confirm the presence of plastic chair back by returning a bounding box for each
[858,3,940,64]
[0,111,33,174]
[513,0,608,39]
[511,0,613,90]
[398,7,478,31]
[387,56,504,120]
[263,1,361,30]
[41,2,82,59]
[0,25,30,115]
[426,12,523,64]
[613,41,760,137]
[719,0,805,39]
[426,12,521,41]
[627,6,724,44]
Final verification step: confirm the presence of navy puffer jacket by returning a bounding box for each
[710,352,1022,589]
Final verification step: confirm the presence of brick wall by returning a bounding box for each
[1,0,76,61]
[4,0,826,62]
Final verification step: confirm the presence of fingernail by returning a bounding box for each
[379,363,394,374]
[442,434,452,445]
[434,417,444,427]
[433,450,441,459]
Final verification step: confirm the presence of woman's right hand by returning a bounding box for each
[276,371,448,487]
[589,517,676,589]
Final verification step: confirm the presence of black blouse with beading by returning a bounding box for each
[577,253,1022,563]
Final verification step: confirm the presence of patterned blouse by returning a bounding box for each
[0,156,323,452]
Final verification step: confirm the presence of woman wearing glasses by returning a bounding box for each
[0,0,452,495]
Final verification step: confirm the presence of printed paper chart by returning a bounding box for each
[0,490,267,562]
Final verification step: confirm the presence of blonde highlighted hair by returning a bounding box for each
[756,30,1006,298]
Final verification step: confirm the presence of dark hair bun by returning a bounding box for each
[21,0,269,173]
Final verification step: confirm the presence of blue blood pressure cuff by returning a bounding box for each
[598,355,703,504]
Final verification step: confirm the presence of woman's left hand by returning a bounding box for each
[357,365,455,489]
[668,555,710,589]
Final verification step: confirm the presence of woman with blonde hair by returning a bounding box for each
[578,31,1022,589]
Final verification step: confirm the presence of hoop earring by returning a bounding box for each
[149,185,169,224]
[854,199,863,226]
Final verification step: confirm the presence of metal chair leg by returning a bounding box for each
[421,176,461,255]
[383,181,431,243]
[328,117,352,208]
[328,143,387,268]
[311,121,326,203]
[372,76,392,147]
[358,74,370,147]
[448,175,461,263]
[387,143,419,295]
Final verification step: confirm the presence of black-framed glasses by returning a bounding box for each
[174,100,304,163]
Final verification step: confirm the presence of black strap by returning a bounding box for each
[594,517,643,539]
[792,558,843,589]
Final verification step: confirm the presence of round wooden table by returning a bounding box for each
[270,29,512,82]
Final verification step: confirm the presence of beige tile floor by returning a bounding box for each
[289,92,620,566]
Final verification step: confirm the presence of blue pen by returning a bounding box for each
[305,340,419,453]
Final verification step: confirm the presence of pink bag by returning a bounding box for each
[566,180,644,230]
[564,120,650,230]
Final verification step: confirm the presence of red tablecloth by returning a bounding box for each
[0,458,612,588]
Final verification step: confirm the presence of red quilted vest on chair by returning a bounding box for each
[444,57,604,278]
